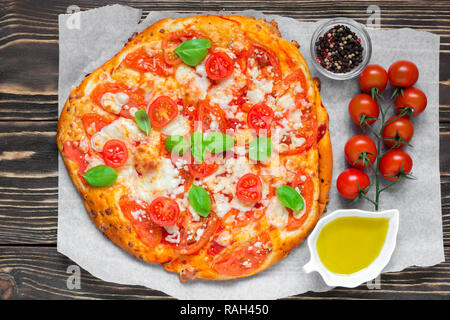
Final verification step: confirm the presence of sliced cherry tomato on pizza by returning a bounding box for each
[82,113,112,136]
[284,69,309,102]
[279,113,317,156]
[119,196,162,248]
[123,48,172,76]
[286,170,314,231]
[148,197,180,226]
[148,96,178,128]
[187,157,219,179]
[236,173,262,203]
[205,52,234,80]
[247,103,274,133]
[222,208,264,228]
[176,211,219,255]
[163,48,182,66]
[197,101,227,132]
[63,140,88,175]
[102,139,128,168]
[90,83,147,118]
[213,235,271,277]
[248,43,281,80]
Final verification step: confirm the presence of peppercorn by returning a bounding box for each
[315,24,364,73]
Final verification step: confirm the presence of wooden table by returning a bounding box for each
[0,0,448,300]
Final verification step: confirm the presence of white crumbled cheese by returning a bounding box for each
[131,208,147,221]
[291,135,306,147]
[101,92,129,115]
[90,118,146,152]
[277,93,296,112]
[214,193,232,218]
[195,59,208,78]
[294,82,304,94]
[164,225,180,244]
[253,78,273,94]
[195,228,205,241]
[242,260,252,268]
[215,230,232,246]
[174,158,188,171]
[246,87,266,105]
[162,114,190,136]
[265,197,289,228]
[176,64,210,100]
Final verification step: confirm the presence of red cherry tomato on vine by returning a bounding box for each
[102,139,128,168]
[394,87,427,117]
[348,93,380,126]
[358,64,388,93]
[382,116,414,149]
[388,60,419,88]
[336,168,371,200]
[344,134,377,169]
[379,149,413,182]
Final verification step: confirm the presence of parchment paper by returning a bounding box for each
[58,5,444,299]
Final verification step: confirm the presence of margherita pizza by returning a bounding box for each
[57,15,333,281]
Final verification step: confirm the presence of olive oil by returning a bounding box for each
[316,217,389,275]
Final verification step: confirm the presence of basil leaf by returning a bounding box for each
[249,136,273,161]
[204,132,235,154]
[191,131,206,163]
[276,185,305,211]
[165,135,190,155]
[82,165,117,188]
[188,185,211,217]
[174,38,211,66]
[134,109,151,136]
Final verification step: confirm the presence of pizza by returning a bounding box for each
[57,15,333,281]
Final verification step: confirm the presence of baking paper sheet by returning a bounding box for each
[58,5,444,299]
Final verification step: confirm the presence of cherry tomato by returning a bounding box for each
[148,96,178,128]
[123,48,172,76]
[348,93,380,126]
[187,154,219,179]
[236,173,262,203]
[379,149,413,182]
[358,64,388,93]
[382,116,414,148]
[82,113,111,136]
[119,197,162,248]
[344,134,377,169]
[388,60,419,88]
[213,234,270,277]
[286,170,313,231]
[148,197,180,226]
[102,139,128,168]
[205,52,234,80]
[336,168,371,200]
[63,140,88,175]
[90,83,147,118]
[247,103,274,133]
[177,211,219,255]
[197,101,227,132]
[394,87,427,117]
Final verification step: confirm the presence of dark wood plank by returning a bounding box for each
[0,246,449,299]
[0,0,449,300]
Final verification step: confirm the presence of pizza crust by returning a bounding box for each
[57,15,332,280]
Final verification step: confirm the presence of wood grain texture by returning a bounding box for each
[0,0,448,299]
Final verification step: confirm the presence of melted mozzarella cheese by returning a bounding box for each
[90,118,146,152]
[265,197,289,228]
[162,114,190,136]
[176,64,210,100]
[101,92,129,115]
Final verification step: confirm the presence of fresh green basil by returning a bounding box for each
[82,165,117,188]
[249,136,273,161]
[190,131,207,163]
[204,132,235,154]
[165,135,190,155]
[174,38,211,66]
[188,185,211,217]
[276,185,304,211]
[134,109,151,136]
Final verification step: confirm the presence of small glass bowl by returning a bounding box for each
[310,17,372,80]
